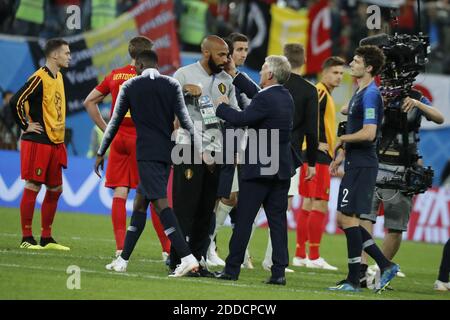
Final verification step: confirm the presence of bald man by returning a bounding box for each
[170,35,239,277]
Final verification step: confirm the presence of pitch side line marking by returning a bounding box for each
[0,263,395,300]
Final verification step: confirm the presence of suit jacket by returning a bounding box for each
[231,73,304,175]
[216,76,294,181]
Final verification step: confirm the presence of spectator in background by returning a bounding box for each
[178,0,212,52]
[283,0,302,10]
[0,0,16,33]
[0,90,18,150]
[435,0,450,55]
[396,0,417,35]
[346,2,369,62]
[1,90,15,129]
[90,0,116,30]
[117,0,138,15]
[205,0,233,38]
[329,0,344,57]
[13,0,45,36]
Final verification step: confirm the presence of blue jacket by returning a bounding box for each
[216,75,294,180]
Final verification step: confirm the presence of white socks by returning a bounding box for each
[210,201,234,241]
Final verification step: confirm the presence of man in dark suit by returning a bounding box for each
[214,55,294,285]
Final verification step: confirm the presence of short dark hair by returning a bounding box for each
[44,38,69,57]
[226,33,248,55]
[128,36,154,59]
[322,56,346,70]
[224,38,233,56]
[227,32,248,44]
[354,45,386,76]
[135,50,158,68]
[283,43,305,69]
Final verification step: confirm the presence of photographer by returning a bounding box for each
[360,89,444,285]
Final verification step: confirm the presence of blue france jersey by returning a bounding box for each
[345,81,383,169]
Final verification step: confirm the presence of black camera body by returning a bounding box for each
[360,32,433,195]
[360,32,430,109]
[376,165,434,196]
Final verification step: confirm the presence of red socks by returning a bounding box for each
[308,210,326,260]
[40,190,62,238]
[111,198,171,253]
[111,197,127,250]
[295,208,310,258]
[21,188,62,238]
[20,188,39,237]
[150,205,171,253]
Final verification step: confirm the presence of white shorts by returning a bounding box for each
[288,167,300,196]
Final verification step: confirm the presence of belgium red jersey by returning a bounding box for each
[96,65,136,136]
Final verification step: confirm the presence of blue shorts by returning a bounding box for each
[136,161,171,201]
[337,167,378,216]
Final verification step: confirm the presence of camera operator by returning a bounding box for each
[359,88,444,286]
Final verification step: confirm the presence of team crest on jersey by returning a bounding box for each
[185,169,193,180]
[35,168,42,176]
[218,83,226,95]
[55,92,63,122]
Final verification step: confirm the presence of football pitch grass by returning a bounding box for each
[0,207,447,300]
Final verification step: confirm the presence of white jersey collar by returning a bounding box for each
[260,84,282,92]
[142,68,160,79]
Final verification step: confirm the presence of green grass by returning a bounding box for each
[0,207,447,300]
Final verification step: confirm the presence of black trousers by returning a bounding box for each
[224,177,290,278]
[170,161,220,268]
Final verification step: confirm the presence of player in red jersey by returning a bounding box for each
[83,36,170,259]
